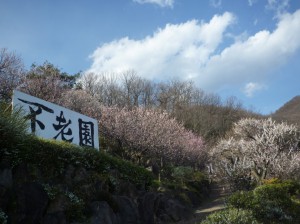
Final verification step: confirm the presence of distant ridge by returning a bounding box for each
[272,96,300,125]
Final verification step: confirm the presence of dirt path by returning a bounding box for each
[178,183,231,224]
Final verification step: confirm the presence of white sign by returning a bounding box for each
[12,90,99,150]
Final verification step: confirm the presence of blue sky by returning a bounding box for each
[1,0,300,114]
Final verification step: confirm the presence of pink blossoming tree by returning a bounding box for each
[100,107,206,178]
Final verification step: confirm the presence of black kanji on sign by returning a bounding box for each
[53,111,73,142]
[78,118,94,147]
[18,98,54,133]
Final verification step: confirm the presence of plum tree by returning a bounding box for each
[211,118,300,188]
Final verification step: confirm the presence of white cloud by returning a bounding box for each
[243,82,266,97]
[87,10,300,97]
[133,0,174,8]
[87,12,235,80]
[210,0,222,8]
[199,9,300,91]
[266,0,290,18]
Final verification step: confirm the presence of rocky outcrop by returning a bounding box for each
[15,182,49,223]
[0,162,193,224]
[90,201,120,224]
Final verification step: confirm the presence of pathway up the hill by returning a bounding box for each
[178,183,231,224]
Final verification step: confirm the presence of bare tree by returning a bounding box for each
[0,48,25,102]
[79,72,102,97]
[121,70,146,108]
[156,82,172,111]
[140,79,157,108]
[78,71,258,144]
[79,72,124,106]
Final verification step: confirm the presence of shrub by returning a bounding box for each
[171,166,194,185]
[226,180,300,224]
[0,102,28,148]
[226,190,254,209]
[18,137,154,189]
[201,208,260,224]
[169,167,209,194]
[263,179,300,196]
[252,183,298,223]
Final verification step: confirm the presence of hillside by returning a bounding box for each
[272,96,300,125]
[0,104,210,224]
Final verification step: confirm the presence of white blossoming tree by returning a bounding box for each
[211,118,300,188]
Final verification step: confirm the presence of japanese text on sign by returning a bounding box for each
[12,90,99,150]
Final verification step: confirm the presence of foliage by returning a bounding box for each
[171,166,194,185]
[200,208,260,224]
[211,118,300,188]
[226,180,300,224]
[0,102,29,152]
[156,169,210,207]
[20,137,153,188]
[170,166,209,189]
[226,190,254,209]
[261,177,280,185]
[205,180,300,224]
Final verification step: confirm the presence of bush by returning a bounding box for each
[252,183,299,223]
[0,102,29,150]
[226,180,300,224]
[17,137,154,189]
[226,190,254,209]
[262,179,300,196]
[171,166,194,185]
[201,208,260,224]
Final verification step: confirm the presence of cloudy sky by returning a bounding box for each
[1,0,300,114]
